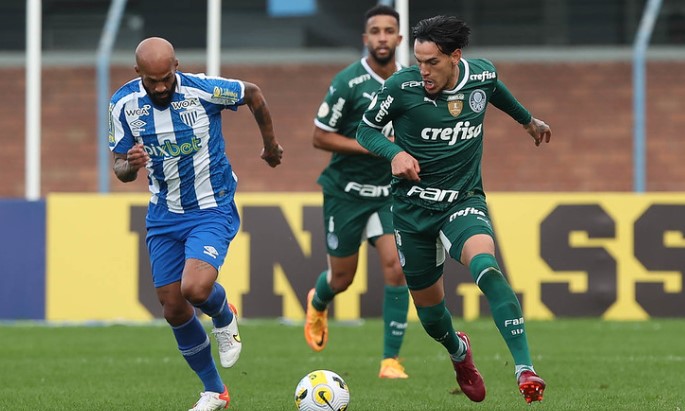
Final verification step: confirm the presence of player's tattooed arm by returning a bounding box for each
[243,81,283,167]
[113,143,148,182]
[524,117,552,147]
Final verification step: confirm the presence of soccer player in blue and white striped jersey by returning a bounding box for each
[110,37,283,411]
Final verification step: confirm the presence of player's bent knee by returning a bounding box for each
[162,302,194,326]
[329,268,356,292]
[180,282,212,304]
[385,266,407,286]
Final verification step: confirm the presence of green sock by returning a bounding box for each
[415,300,464,357]
[470,253,532,367]
[382,285,409,358]
[312,271,335,311]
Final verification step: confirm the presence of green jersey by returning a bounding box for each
[315,58,402,202]
[357,58,531,211]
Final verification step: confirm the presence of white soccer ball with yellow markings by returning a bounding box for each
[294,369,350,411]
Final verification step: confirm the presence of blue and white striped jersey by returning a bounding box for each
[109,71,245,214]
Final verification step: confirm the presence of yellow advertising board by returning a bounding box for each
[46,193,685,321]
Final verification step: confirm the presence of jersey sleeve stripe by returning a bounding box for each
[314,119,338,132]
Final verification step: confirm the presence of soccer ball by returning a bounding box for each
[294,369,350,411]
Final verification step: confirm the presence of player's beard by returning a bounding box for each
[424,89,439,99]
[145,78,176,107]
[368,47,395,66]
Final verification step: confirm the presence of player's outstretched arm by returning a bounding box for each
[313,127,370,155]
[243,81,283,167]
[113,143,149,182]
[523,117,551,147]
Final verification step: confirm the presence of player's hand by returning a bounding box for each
[261,142,283,167]
[126,143,149,170]
[391,151,421,182]
[524,117,551,146]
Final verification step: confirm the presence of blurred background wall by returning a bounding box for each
[0,0,684,197]
[1,0,685,321]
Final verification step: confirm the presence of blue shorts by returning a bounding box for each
[145,201,240,288]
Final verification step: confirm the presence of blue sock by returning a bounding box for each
[172,314,224,393]
[194,283,234,328]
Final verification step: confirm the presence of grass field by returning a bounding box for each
[1,318,683,410]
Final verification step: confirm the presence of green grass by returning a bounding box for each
[0,319,683,410]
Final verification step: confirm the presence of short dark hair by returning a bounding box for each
[365,4,400,26]
[412,16,471,55]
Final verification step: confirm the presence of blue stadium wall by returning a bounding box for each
[1,193,684,321]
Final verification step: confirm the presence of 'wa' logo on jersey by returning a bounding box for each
[171,98,200,110]
[125,104,151,117]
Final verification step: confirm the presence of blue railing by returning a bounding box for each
[632,0,663,193]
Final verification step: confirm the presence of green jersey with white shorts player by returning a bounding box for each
[315,58,402,202]
[357,58,532,211]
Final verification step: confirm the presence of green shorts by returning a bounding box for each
[322,193,394,257]
[392,195,494,290]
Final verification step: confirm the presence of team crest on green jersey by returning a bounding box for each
[469,89,487,113]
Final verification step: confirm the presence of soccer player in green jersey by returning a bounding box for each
[357,16,550,403]
[304,5,411,379]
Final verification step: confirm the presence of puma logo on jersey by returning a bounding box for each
[423,97,437,107]
[420,121,482,146]
[362,92,375,101]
